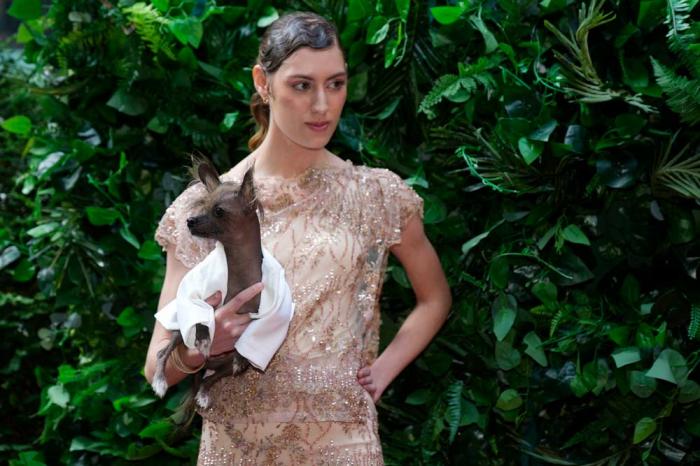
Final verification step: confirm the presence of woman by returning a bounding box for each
[144,11,451,465]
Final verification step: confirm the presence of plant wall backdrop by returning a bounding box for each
[1,0,699,465]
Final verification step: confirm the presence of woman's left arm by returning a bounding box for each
[357,214,452,402]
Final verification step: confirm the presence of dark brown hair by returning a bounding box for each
[248,12,344,150]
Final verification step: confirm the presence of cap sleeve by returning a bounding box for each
[373,168,424,248]
[154,182,216,268]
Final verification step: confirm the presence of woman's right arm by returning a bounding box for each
[143,244,262,387]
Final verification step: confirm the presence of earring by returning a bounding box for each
[262,95,269,104]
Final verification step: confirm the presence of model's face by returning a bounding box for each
[263,44,347,150]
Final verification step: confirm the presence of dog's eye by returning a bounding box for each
[214,206,225,218]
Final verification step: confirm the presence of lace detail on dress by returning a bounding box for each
[153,159,422,464]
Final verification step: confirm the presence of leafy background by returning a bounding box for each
[1,0,699,464]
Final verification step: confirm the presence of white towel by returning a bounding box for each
[155,242,294,371]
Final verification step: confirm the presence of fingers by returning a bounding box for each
[205,290,222,307]
[216,282,264,318]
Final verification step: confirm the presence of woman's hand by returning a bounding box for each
[207,283,264,357]
[357,364,389,403]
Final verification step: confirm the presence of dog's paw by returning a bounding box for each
[195,390,211,408]
[152,376,168,398]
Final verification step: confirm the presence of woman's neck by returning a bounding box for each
[252,128,331,179]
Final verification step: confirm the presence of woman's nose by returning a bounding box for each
[311,89,328,113]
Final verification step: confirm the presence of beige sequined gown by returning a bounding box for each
[155,157,423,465]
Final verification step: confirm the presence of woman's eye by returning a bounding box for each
[292,82,310,91]
[329,80,346,90]
[214,206,224,218]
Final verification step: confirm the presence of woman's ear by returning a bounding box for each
[252,65,269,98]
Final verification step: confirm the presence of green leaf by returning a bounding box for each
[348,0,372,22]
[469,13,498,53]
[462,219,504,255]
[106,89,147,116]
[26,222,60,238]
[8,0,42,20]
[120,225,140,249]
[169,17,204,47]
[406,388,431,405]
[529,120,558,142]
[12,259,36,282]
[138,420,173,439]
[138,240,163,261]
[679,381,700,403]
[430,6,465,25]
[495,340,521,370]
[532,281,558,307]
[366,16,389,45]
[523,331,548,366]
[562,224,591,246]
[629,370,657,398]
[395,0,410,21]
[219,111,239,131]
[86,207,120,226]
[496,389,522,411]
[611,347,641,368]
[518,137,544,165]
[492,293,517,341]
[445,380,463,443]
[1,115,32,135]
[9,451,46,466]
[489,256,509,289]
[633,417,657,444]
[257,6,279,28]
[646,349,688,385]
[460,399,479,426]
[47,384,70,408]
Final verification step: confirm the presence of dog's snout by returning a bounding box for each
[187,217,197,228]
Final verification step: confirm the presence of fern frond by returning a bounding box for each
[652,58,700,125]
[689,305,700,340]
[418,74,461,119]
[122,2,175,59]
[545,1,657,113]
[445,380,464,444]
[550,310,564,337]
[652,131,700,198]
[665,0,700,75]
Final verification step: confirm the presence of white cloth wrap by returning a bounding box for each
[154,241,294,371]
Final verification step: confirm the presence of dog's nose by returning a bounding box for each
[186,217,197,228]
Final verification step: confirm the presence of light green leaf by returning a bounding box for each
[646,349,688,385]
[27,222,60,238]
[532,281,558,307]
[524,331,548,366]
[492,293,517,341]
[120,225,140,249]
[633,417,657,444]
[366,16,389,44]
[139,420,173,439]
[0,246,21,271]
[257,6,278,28]
[562,224,591,246]
[529,120,558,142]
[1,115,32,135]
[518,137,544,165]
[496,389,522,411]
[138,240,163,261]
[611,347,641,368]
[106,89,147,116]
[430,6,465,25]
[469,13,498,53]
[169,17,204,47]
[47,384,70,408]
[405,388,431,405]
[348,0,372,22]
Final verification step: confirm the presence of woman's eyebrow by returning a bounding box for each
[286,71,348,80]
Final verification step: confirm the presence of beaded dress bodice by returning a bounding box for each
[155,158,423,430]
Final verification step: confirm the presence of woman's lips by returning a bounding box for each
[306,121,330,132]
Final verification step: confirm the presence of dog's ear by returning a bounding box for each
[239,166,256,210]
[197,160,221,192]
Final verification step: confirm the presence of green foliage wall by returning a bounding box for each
[1,0,699,464]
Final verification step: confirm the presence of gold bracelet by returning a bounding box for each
[170,343,205,374]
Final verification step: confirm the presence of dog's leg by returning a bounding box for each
[194,323,212,358]
[152,330,183,397]
[195,352,251,408]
